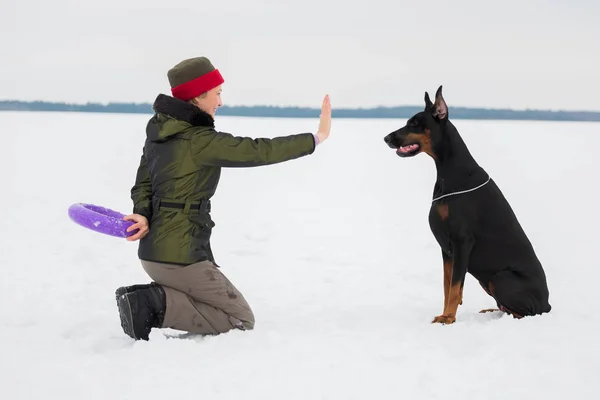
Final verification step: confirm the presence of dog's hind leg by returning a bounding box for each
[478,281,501,313]
[489,269,551,317]
[479,308,501,314]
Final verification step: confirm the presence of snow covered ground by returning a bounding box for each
[1,110,598,399]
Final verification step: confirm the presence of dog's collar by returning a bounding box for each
[432,175,491,202]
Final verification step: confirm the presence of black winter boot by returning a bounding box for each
[115,282,166,341]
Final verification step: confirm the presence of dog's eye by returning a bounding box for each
[409,119,419,126]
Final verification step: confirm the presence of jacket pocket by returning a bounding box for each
[188,212,218,265]
[188,213,215,247]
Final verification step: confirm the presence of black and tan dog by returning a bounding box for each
[383,86,551,324]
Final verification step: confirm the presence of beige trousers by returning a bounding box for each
[141,259,255,335]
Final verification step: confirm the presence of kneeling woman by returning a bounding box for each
[116,56,332,340]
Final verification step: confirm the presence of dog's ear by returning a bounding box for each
[432,85,448,120]
[424,92,433,111]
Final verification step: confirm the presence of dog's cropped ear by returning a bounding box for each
[433,85,448,120]
[424,92,433,111]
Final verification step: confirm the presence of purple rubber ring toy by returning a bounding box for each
[68,203,140,238]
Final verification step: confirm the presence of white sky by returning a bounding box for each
[3,0,599,110]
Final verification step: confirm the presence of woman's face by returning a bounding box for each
[194,85,223,117]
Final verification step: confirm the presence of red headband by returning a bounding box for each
[171,69,224,101]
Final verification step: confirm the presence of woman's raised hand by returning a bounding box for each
[316,95,331,144]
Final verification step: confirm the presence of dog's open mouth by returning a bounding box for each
[397,143,420,157]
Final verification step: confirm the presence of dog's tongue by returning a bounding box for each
[398,144,419,154]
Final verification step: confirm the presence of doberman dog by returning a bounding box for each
[383,86,551,324]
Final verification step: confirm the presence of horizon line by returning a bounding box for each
[1,99,599,114]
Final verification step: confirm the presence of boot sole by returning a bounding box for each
[116,293,138,340]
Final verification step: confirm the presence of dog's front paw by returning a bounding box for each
[431,315,456,324]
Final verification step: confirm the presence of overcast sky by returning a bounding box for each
[3,0,599,110]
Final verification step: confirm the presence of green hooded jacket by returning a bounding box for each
[131,94,317,266]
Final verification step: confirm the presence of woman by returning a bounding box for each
[115,56,332,341]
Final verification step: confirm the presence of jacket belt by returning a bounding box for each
[154,198,211,214]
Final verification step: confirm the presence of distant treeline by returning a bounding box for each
[1,100,600,122]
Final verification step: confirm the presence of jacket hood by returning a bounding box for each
[147,94,215,142]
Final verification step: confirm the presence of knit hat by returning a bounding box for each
[167,57,224,101]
